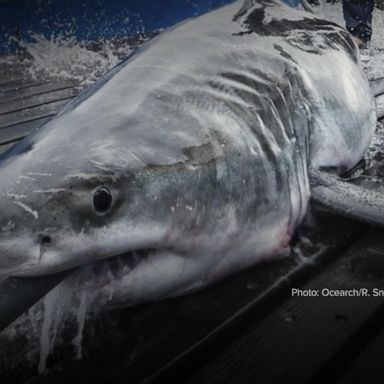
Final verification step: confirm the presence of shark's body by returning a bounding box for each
[0,0,376,307]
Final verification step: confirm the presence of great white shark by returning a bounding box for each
[0,0,378,308]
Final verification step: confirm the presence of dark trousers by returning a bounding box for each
[342,0,374,43]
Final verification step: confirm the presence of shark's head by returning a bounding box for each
[0,117,177,276]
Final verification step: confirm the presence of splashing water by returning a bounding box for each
[2,32,135,87]
[23,34,127,85]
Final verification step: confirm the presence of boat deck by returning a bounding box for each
[1,53,384,384]
[0,54,81,155]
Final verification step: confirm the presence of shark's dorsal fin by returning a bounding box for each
[309,169,384,227]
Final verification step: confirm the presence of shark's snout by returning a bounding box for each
[0,195,58,275]
[0,192,43,275]
[0,236,41,275]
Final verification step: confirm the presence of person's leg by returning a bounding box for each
[342,0,374,45]
[282,0,300,7]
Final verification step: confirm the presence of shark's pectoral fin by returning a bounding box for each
[309,169,384,227]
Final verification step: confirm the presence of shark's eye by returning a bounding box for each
[93,187,112,213]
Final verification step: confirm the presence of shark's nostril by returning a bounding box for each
[39,235,52,245]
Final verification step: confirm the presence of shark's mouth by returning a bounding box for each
[0,247,156,333]
[86,247,155,278]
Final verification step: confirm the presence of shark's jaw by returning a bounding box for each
[0,221,170,277]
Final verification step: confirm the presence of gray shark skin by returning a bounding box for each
[0,0,376,307]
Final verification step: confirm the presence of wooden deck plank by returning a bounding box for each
[0,57,43,89]
[0,116,52,145]
[335,324,384,384]
[182,231,384,384]
[0,76,47,91]
[0,98,71,129]
[0,78,47,91]
[0,87,78,115]
[0,80,79,101]
[0,66,30,82]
